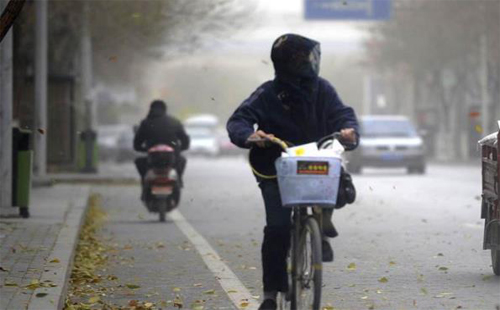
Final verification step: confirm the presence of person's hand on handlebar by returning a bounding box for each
[247,130,275,148]
[340,128,357,144]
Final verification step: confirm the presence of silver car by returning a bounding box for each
[346,115,426,174]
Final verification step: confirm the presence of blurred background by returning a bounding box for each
[3,0,499,172]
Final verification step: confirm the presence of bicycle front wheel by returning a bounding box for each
[294,217,322,310]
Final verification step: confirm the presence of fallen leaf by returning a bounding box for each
[228,289,238,293]
[144,302,154,308]
[126,284,140,289]
[389,261,396,266]
[173,287,181,292]
[173,296,183,308]
[420,288,428,295]
[88,296,100,303]
[49,259,60,263]
[347,263,356,271]
[240,301,249,308]
[4,281,18,287]
[378,277,388,283]
[36,293,48,298]
[203,289,215,295]
[438,267,448,271]
[322,305,335,310]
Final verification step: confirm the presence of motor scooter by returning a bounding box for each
[143,144,180,222]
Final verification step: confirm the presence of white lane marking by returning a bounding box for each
[169,209,259,310]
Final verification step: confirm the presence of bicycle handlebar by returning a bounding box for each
[246,132,356,151]
[246,136,289,151]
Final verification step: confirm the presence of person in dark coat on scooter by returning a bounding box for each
[134,100,190,198]
[226,34,359,310]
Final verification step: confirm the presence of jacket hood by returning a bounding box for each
[147,107,166,119]
[271,34,321,79]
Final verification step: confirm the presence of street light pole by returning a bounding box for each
[0,0,13,212]
[480,35,489,135]
[34,0,47,176]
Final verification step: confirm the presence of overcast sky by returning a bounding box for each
[223,0,369,52]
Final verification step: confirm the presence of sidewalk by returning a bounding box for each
[0,185,90,310]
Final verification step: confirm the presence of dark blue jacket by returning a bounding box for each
[227,77,359,147]
[227,77,359,174]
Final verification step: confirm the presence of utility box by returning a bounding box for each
[12,127,33,218]
[78,130,98,173]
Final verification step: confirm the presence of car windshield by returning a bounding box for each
[187,127,214,139]
[361,119,417,138]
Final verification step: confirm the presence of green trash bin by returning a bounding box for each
[77,130,98,173]
[12,127,33,218]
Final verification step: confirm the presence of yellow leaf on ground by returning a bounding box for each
[240,301,249,308]
[126,284,140,289]
[347,263,356,271]
[88,296,100,303]
[378,277,388,283]
[204,289,216,295]
[49,259,60,263]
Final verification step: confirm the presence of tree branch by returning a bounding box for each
[0,0,26,43]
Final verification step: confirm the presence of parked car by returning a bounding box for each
[115,128,140,163]
[346,115,426,174]
[217,129,246,156]
[184,114,220,157]
[97,124,129,161]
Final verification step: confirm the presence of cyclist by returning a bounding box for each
[226,34,359,310]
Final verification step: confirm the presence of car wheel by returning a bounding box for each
[408,166,425,174]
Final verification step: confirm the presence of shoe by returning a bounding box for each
[322,209,338,238]
[258,299,277,310]
[322,240,334,262]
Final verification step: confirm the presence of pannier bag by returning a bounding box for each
[335,167,356,209]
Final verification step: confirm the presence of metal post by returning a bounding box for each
[0,0,13,212]
[81,0,96,172]
[480,35,489,135]
[34,0,48,176]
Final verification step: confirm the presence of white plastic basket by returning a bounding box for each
[275,156,342,208]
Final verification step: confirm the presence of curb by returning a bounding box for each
[26,187,91,310]
[33,176,138,188]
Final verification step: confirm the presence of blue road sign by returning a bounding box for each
[305,0,391,21]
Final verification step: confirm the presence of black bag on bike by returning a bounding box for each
[335,167,356,209]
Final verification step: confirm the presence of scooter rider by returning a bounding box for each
[226,34,359,310]
[134,100,190,199]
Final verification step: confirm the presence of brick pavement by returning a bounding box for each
[0,185,89,310]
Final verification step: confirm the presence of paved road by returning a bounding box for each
[91,157,499,310]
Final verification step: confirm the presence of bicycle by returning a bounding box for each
[248,132,349,310]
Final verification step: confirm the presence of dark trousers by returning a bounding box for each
[259,179,291,292]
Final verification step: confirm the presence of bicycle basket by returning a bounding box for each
[275,156,341,208]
